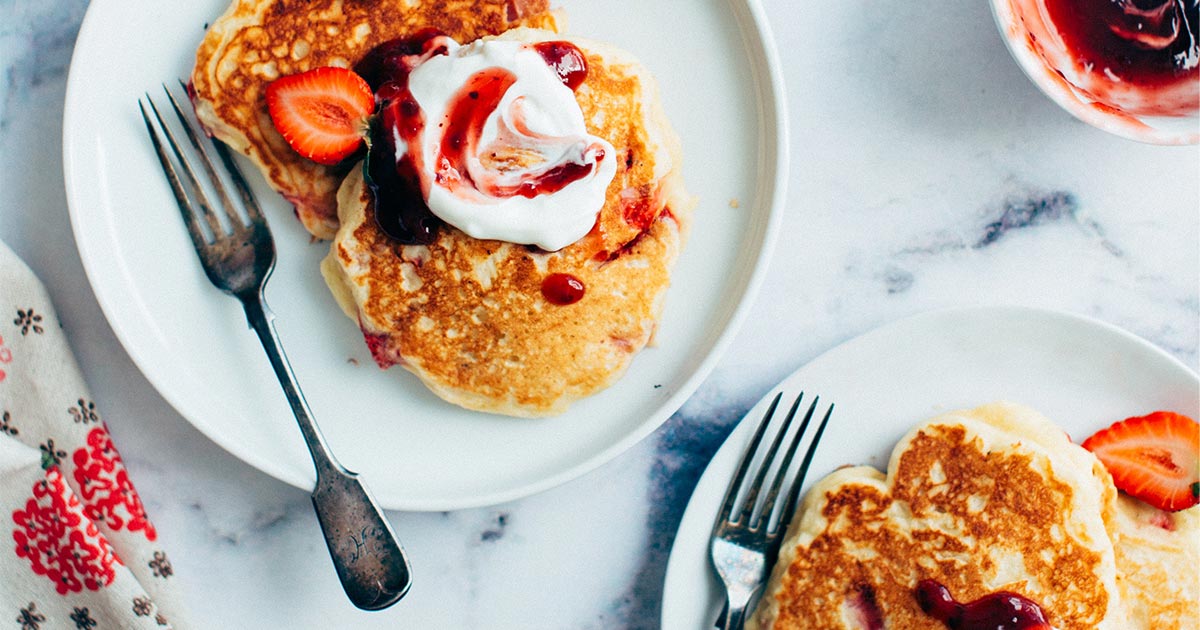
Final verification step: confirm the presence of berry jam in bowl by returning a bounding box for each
[991,0,1199,144]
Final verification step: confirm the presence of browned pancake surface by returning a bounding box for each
[191,0,558,238]
[769,428,1107,629]
[1111,494,1200,628]
[325,29,691,416]
[750,404,1127,630]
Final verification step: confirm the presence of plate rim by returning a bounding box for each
[60,0,790,510]
[660,304,1200,627]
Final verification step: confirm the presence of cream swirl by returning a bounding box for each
[405,38,616,251]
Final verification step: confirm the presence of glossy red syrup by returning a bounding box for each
[915,580,1050,630]
[540,273,586,305]
[354,28,450,94]
[357,35,596,244]
[533,41,589,90]
[522,160,599,198]
[356,30,449,244]
[1041,0,1199,87]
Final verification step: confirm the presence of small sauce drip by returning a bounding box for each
[915,580,1050,630]
[533,41,589,90]
[1041,0,1199,88]
[541,273,586,305]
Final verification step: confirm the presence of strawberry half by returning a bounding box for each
[266,66,374,166]
[1082,411,1200,512]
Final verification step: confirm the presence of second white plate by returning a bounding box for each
[662,306,1200,629]
[62,0,787,510]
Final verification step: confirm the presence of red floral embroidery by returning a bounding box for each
[11,467,120,595]
[72,426,157,541]
[0,332,12,383]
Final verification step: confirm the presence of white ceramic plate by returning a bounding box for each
[662,306,1200,629]
[62,0,787,510]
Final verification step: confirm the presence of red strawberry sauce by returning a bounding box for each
[533,41,589,90]
[915,580,1051,630]
[355,29,447,245]
[540,273,586,305]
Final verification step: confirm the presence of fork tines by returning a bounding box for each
[138,82,263,245]
[710,391,835,629]
[721,391,834,536]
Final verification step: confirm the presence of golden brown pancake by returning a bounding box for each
[322,28,691,417]
[191,0,559,239]
[749,402,1131,630]
[1110,494,1200,628]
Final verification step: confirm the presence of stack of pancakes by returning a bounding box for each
[749,402,1199,629]
[321,27,688,416]
[192,1,692,416]
[192,0,561,239]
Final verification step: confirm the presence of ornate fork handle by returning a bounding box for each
[241,295,411,610]
[139,84,412,610]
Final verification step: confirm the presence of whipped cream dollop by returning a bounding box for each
[403,38,616,251]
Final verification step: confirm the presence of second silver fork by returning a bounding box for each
[710,391,834,630]
[139,84,412,610]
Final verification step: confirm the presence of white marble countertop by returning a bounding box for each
[2,1,1197,628]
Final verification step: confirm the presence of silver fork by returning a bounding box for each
[710,391,834,629]
[139,84,412,610]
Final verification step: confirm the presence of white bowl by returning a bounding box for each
[990,0,1199,145]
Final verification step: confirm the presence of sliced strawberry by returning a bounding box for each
[266,66,374,166]
[1082,411,1200,512]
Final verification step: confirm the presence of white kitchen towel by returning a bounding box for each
[0,240,188,629]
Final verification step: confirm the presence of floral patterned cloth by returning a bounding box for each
[0,241,188,629]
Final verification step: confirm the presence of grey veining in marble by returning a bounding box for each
[1,2,86,129]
